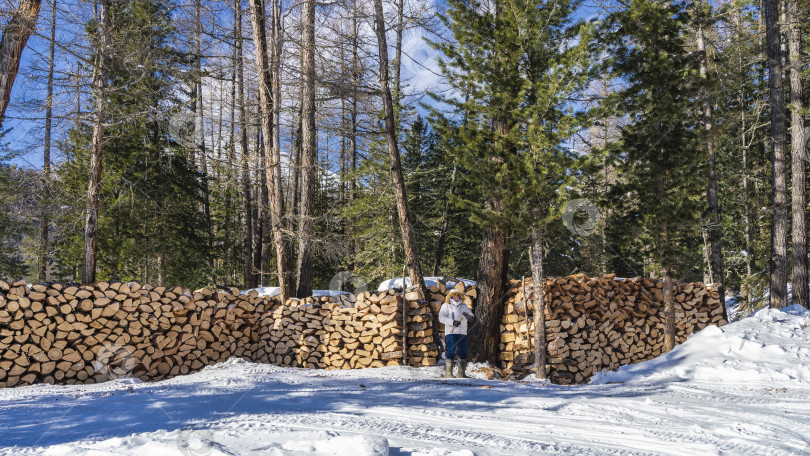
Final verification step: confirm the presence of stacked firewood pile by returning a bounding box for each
[499,274,727,385]
[1,273,726,388]
[0,280,274,388]
[0,279,440,388]
[253,287,439,369]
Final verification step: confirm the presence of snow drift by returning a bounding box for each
[592,305,810,385]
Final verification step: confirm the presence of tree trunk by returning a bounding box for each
[248,0,294,299]
[234,0,254,289]
[296,0,317,298]
[787,0,807,309]
[737,2,754,306]
[259,138,271,284]
[529,226,546,379]
[470,207,509,364]
[194,0,214,282]
[271,0,282,198]
[0,0,42,125]
[656,173,676,352]
[469,104,512,364]
[696,8,725,314]
[764,0,789,309]
[83,0,111,285]
[253,119,264,284]
[157,253,165,287]
[371,0,426,296]
[433,164,456,275]
[393,0,404,110]
[348,0,359,268]
[663,260,675,352]
[38,0,56,282]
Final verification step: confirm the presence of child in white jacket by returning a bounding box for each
[438,290,475,378]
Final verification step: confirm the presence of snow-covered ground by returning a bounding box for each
[1,307,809,455]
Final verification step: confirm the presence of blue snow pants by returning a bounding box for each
[445,334,468,360]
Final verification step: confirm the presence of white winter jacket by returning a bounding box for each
[439,300,473,335]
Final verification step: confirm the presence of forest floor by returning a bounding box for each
[0,306,809,456]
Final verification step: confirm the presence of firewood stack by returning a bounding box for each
[0,279,442,388]
[1,272,724,388]
[254,286,439,369]
[499,274,727,385]
[0,279,277,388]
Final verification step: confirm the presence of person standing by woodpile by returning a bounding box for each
[438,290,475,378]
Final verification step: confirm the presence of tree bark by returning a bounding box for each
[393,0,404,110]
[234,0,254,289]
[663,261,675,351]
[658,167,675,350]
[529,227,546,379]
[270,0,283,216]
[787,0,807,309]
[194,0,214,282]
[157,253,165,287]
[696,8,725,314]
[296,0,317,298]
[371,0,426,296]
[248,0,294,299]
[259,134,271,284]
[347,0,359,268]
[470,206,509,364]
[0,0,42,126]
[253,118,264,284]
[433,164,456,275]
[38,0,56,282]
[764,0,789,309]
[83,0,111,285]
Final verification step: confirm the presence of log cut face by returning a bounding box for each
[498,274,727,385]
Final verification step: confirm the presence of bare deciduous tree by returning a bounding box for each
[248,0,294,299]
[371,0,426,296]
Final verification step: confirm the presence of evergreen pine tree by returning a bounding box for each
[430,0,594,363]
[601,0,704,350]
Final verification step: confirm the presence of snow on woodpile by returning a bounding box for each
[240,286,281,297]
[239,288,350,298]
[377,276,475,292]
[592,304,810,385]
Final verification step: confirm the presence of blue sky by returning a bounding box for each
[2,0,609,171]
